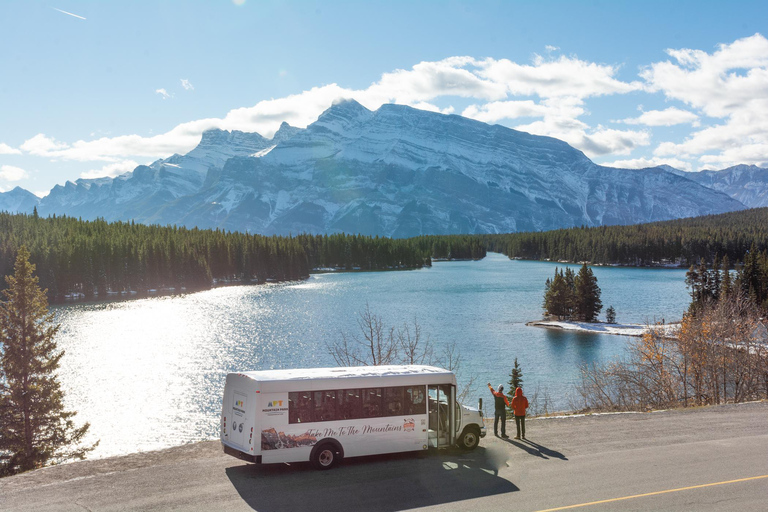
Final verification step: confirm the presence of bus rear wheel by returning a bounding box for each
[311,442,341,470]
[459,427,480,450]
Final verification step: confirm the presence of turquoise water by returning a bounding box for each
[52,253,689,458]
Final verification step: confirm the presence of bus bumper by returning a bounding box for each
[479,426,487,438]
[222,442,262,464]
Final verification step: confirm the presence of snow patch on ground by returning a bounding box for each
[527,320,680,338]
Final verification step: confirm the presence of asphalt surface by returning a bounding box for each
[2,401,767,511]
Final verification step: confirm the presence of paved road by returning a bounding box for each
[2,401,767,511]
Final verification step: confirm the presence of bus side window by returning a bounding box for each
[289,391,313,424]
[405,386,426,415]
[338,389,361,420]
[383,386,404,416]
[314,390,337,422]
[363,388,382,418]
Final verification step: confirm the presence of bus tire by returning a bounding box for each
[311,440,343,470]
[459,426,480,450]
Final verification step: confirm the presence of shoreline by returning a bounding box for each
[52,264,428,306]
[526,319,680,338]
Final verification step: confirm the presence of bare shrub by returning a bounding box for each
[576,295,768,412]
[326,303,398,366]
[433,340,476,403]
[326,305,477,403]
[526,385,554,416]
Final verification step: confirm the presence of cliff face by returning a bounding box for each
[675,165,768,208]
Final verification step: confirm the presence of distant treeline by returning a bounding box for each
[0,213,435,301]
[409,235,487,260]
[483,208,768,267]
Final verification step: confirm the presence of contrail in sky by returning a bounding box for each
[53,7,86,20]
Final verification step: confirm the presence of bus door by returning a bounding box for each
[230,390,248,448]
[427,384,456,448]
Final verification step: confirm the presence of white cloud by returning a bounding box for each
[619,107,699,126]
[155,88,172,100]
[20,134,69,156]
[80,160,141,179]
[475,55,642,99]
[641,33,768,118]
[0,165,29,182]
[462,100,549,123]
[640,34,768,169]
[0,142,21,155]
[600,156,693,172]
[545,45,560,52]
[180,79,194,91]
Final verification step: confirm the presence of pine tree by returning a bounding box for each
[0,247,96,476]
[543,268,572,319]
[574,263,602,322]
[507,358,523,403]
[605,305,616,324]
[720,254,732,301]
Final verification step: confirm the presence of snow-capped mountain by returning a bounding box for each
[0,187,39,214]
[669,165,768,208]
[37,100,747,236]
[38,123,301,223]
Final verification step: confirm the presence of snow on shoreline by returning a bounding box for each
[526,320,680,338]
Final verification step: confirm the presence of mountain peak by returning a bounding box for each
[273,122,302,143]
[0,186,39,214]
[315,98,373,130]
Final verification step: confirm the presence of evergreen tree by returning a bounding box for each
[563,267,576,318]
[543,268,572,319]
[605,305,616,324]
[720,254,732,301]
[574,263,602,322]
[507,358,523,403]
[0,247,96,476]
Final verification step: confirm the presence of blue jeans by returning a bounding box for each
[494,410,506,436]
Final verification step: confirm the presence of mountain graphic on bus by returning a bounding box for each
[261,428,318,450]
[403,418,415,432]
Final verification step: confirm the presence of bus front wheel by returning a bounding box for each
[459,427,480,450]
[311,442,342,470]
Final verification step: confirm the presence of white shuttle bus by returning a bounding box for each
[220,365,486,469]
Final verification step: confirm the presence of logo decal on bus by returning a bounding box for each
[403,418,415,432]
[267,400,283,407]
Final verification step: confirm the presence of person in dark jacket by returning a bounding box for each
[511,387,529,440]
[487,382,511,438]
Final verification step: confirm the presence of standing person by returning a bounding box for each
[511,387,529,440]
[487,382,511,438]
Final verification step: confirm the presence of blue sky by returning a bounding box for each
[2,0,768,195]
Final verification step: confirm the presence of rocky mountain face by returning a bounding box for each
[669,165,768,208]
[0,187,39,214]
[34,100,748,237]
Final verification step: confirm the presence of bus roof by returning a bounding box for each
[230,365,455,387]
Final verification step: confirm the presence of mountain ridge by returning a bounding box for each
[5,100,755,235]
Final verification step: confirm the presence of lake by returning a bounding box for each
[52,253,690,458]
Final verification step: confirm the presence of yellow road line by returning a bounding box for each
[536,474,768,511]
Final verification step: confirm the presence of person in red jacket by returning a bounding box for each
[487,382,511,438]
[511,387,529,440]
